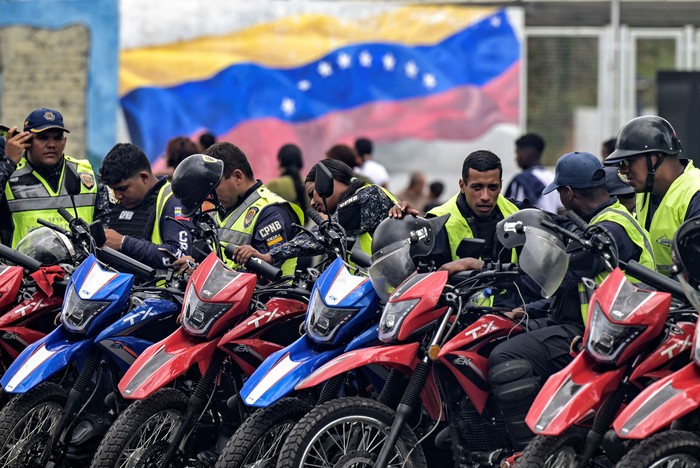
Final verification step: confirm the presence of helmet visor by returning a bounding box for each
[519,226,569,298]
[369,239,415,302]
[16,227,74,266]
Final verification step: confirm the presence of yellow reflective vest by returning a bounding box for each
[427,194,520,261]
[215,185,304,277]
[5,155,97,247]
[151,182,174,245]
[636,161,700,276]
[579,200,657,323]
[354,185,400,256]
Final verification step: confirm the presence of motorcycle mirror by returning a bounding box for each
[456,238,485,259]
[64,163,82,196]
[315,163,334,199]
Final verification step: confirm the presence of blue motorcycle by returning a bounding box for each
[215,168,387,468]
[0,208,184,467]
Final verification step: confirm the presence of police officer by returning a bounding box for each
[487,152,656,451]
[175,143,303,277]
[235,159,398,266]
[424,150,525,271]
[604,115,700,276]
[99,143,192,269]
[0,108,109,247]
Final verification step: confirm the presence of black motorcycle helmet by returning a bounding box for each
[604,115,682,165]
[171,154,224,216]
[604,116,682,195]
[673,217,700,311]
[368,214,450,300]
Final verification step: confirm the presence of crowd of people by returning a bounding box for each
[1,106,699,453]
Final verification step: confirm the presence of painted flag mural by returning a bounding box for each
[120,6,521,182]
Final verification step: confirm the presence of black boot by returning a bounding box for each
[488,359,541,451]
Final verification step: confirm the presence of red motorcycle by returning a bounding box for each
[277,209,570,468]
[517,262,695,467]
[91,242,309,467]
[600,218,700,467]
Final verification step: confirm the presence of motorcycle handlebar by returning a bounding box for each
[0,243,42,272]
[566,210,589,232]
[349,250,371,269]
[305,207,326,227]
[223,244,282,281]
[624,260,688,301]
[37,218,71,237]
[58,207,75,224]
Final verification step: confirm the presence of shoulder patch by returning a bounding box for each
[258,220,283,239]
[243,206,259,228]
[79,172,95,190]
[337,194,360,209]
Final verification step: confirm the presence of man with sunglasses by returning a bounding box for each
[604,115,700,276]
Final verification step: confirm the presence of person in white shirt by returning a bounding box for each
[354,137,390,189]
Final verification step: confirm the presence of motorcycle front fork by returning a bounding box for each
[157,352,224,468]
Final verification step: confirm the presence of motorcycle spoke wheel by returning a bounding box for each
[117,409,182,468]
[543,445,577,468]
[0,382,66,468]
[240,421,296,467]
[649,454,700,468]
[301,415,407,468]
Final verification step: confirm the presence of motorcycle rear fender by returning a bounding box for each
[526,352,625,435]
[119,328,218,399]
[2,326,92,393]
[295,343,420,391]
[241,335,343,407]
[615,362,700,439]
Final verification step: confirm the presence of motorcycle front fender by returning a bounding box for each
[2,326,92,393]
[241,335,343,407]
[119,328,218,400]
[526,353,625,436]
[295,342,419,391]
[615,362,700,439]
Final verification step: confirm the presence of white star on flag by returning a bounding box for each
[297,80,311,91]
[281,98,295,116]
[422,73,437,89]
[359,50,372,67]
[337,53,351,69]
[490,16,502,28]
[405,61,419,78]
[382,53,395,71]
[318,61,333,77]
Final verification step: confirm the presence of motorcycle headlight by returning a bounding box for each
[181,287,232,337]
[61,284,111,333]
[306,290,358,344]
[378,298,419,343]
[585,302,645,364]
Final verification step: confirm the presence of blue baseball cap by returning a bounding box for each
[23,108,70,133]
[542,151,606,195]
[604,167,634,196]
